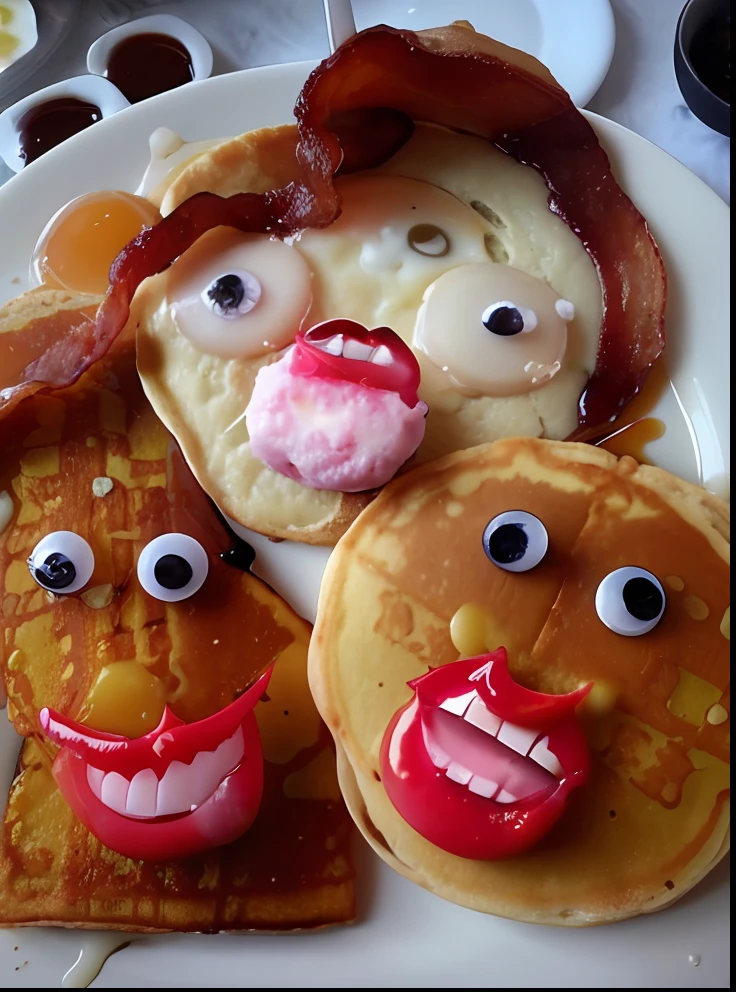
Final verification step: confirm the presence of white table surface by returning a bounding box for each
[0,0,730,202]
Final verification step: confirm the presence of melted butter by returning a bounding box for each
[580,680,619,717]
[449,602,509,657]
[450,602,489,656]
[79,661,167,737]
[62,933,134,989]
[135,127,226,207]
[666,668,723,727]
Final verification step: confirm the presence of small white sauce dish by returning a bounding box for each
[87,13,213,85]
[0,73,130,173]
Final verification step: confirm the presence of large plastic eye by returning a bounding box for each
[167,228,312,360]
[202,269,261,319]
[482,511,548,573]
[137,534,209,603]
[595,566,666,636]
[27,531,94,594]
[414,262,568,396]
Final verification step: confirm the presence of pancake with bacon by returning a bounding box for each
[309,437,730,924]
[0,26,665,546]
[0,290,355,933]
[117,23,661,545]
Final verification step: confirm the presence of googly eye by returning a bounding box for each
[201,269,261,319]
[414,263,567,397]
[595,566,665,636]
[137,533,209,603]
[481,301,538,336]
[482,510,548,573]
[27,531,95,594]
[168,229,312,360]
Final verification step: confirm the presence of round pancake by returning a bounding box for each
[134,120,601,544]
[308,438,730,924]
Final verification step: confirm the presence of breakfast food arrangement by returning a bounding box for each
[0,8,729,990]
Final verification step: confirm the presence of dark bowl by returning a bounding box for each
[675,0,730,136]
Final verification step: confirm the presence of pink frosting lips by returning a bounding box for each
[245,320,428,492]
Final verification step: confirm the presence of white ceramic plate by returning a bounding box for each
[351,0,616,106]
[0,61,730,990]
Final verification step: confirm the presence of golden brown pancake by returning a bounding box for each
[134,15,610,549]
[0,293,355,933]
[135,122,600,544]
[309,438,730,924]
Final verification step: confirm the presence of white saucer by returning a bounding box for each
[351,0,616,106]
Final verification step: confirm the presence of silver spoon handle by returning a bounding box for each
[323,0,357,52]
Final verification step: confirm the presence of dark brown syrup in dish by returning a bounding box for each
[106,32,194,104]
[18,98,101,166]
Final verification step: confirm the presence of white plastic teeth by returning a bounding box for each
[434,690,565,793]
[310,334,393,366]
[86,726,245,819]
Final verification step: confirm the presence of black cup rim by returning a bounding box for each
[676,0,730,110]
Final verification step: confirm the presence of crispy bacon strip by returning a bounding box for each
[296,25,666,435]
[0,23,665,436]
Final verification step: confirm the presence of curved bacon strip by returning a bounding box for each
[1,23,665,437]
[295,24,666,435]
[0,107,412,419]
[0,189,310,418]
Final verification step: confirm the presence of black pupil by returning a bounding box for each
[489,523,528,564]
[623,577,663,622]
[37,552,76,590]
[154,554,193,590]
[207,274,245,312]
[483,305,524,336]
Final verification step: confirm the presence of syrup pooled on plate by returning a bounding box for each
[106,33,194,104]
[597,358,668,464]
[18,98,101,166]
[32,191,161,295]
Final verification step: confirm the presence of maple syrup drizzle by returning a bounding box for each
[597,360,669,464]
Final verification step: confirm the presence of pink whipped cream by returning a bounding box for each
[246,349,428,492]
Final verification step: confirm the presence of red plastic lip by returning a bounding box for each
[380,649,592,860]
[412,649,592,729]
[39,666,273,778]
[51,714,265,861]
[289,318,422,408]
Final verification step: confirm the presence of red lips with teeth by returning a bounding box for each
[380,649,591,860]
[40,667,272,862]
[290,318,422,408]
